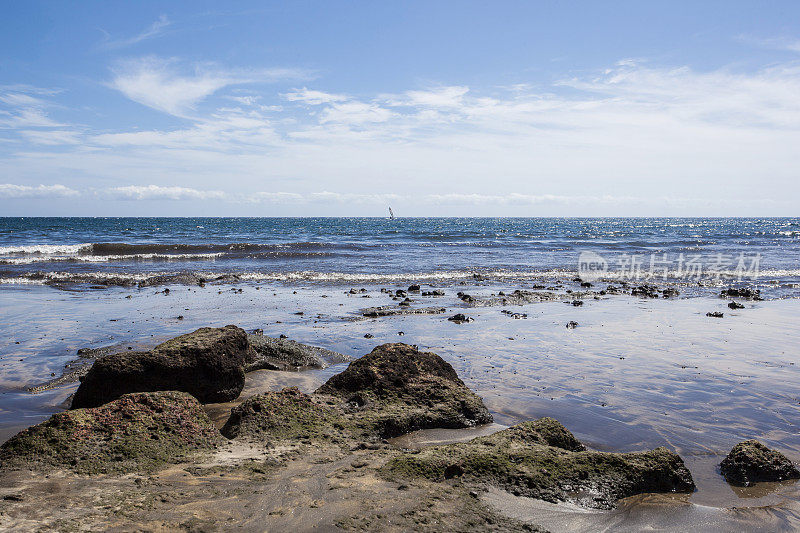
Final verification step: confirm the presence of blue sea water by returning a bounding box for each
[0,217,798,296]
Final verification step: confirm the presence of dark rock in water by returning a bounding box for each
[721,287,762,300]
[0,391,221,474]
[71,325,256,409]
[706,312,724,318]
[631,285,660,298]
[728,301,745,309]
[448,313,474,323]
[571,300,584,306]
[399,298,412,307]
[385,418,695,510]
[501,309,527,319]
[422,289,445,297]
[566,321,579,329]
[316,343,492,438]
[720,440,800,486]
[580,282,592,288]
[662,288,680,298]
[246,334,352,371]
[361,306,446,318]
[364,333,374,339]
[408,284,421,292]
[395,289,407,298]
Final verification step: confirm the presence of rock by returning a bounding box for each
[71,325,256,409]
[631,285,659,298]
[580,282,592,288]
[571,300,584,306]
[706,311,724,318]
[384,418,694,509]
[221,387,345,443]
[0,392,221,474]
[501,309,527,319]
[316,343,492,438]
[720,440,800,486]
[364,333,374,339]
[728,301,745,309]
[395,290,407,298]
[408,284,421,292]
[566,321,579,329]
[448,313,473,323]
[361,306,446,318]
[721,287,762,300]
[245,334,352,371]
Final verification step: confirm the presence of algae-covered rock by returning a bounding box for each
[720,440,800,486]
[72,325,256,408]
[0,391,222,474]
[245,334,352,371]
[221,387,348,445]
[384,419,695,509]
[316,343,492,438]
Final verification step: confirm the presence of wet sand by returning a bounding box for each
[1,279,799,528]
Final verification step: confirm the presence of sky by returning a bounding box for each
[1,1,799,217]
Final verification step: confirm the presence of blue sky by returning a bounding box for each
[1,1,799,216]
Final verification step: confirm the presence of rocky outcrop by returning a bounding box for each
[0,392,221,474]
[71,325,256,409]
[720,440,800,486]
[221,387,346,444]
[384,418,695,509]
[316,343,492,438]
[245,334,352,371]
[721,287,762,300]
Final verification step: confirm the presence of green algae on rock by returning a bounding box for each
[71,325,256,408]
[384,418,695,509]
[316,343,492,438]
[720,440,800,486]
[0,391,223,474]
[221,387,350,445]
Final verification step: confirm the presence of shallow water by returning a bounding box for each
[1,278,799,526]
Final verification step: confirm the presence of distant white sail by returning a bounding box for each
[388,206,395,220]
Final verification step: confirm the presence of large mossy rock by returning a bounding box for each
[0,391,222,474]
[720,440,800,486]
[71,325,256,408]
[385,418,695,509]
[316,343,492,438]
[220,387,349,446]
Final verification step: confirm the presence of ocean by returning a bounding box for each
[1,217,799,297]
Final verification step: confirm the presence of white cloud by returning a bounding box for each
[283,88,348,105]
[109,57,312,116]
[99,14,172,50]
[107,185,226,200]
[0,184,78,198]
[21,130,81,145]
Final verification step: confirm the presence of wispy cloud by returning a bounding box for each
[98,14,172,50]
[737,35,800,54]
[106,185,226,201]
[0,184,78,198]
[109,56,313,117]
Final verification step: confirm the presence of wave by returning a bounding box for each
[3,267,798,288]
